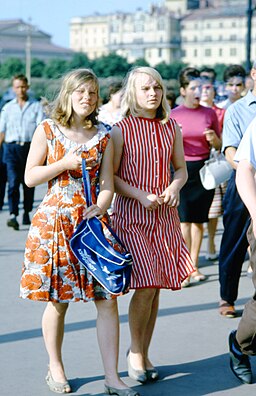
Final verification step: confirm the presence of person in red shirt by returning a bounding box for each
[172,67,221,287]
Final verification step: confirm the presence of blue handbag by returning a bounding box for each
[70,159,133,295]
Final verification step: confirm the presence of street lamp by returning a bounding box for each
[25,19,32,84]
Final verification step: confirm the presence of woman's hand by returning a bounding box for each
[62,147,94,171]
[83,204,104,220]
[159,186,180,207]
[62,147,82,170]
[203,129,221,150]
[138,191,160,211]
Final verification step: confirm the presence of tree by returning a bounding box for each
[31,58,45,78]
[92,53,130,78]
[213,63,227,81]
[132,58,150,67]
[43,59,69,79]
[0,58,25,78]
[155,60,187,80]
[69,52,91,69]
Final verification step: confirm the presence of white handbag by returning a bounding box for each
[199,149,233,190]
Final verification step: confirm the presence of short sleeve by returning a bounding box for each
[0,103,8,132]
[234,117,256,169]
[222,107,243,152]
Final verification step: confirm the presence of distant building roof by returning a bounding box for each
[182,4,247,20]
[0,19,73,61]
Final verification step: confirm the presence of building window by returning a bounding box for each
[205,48,211,56]
[230,34,237,40]
[219,48,223,56]
[230,48,237,56]
[219,22,223,28]
[134,22,144,32]
[158,48,162,57]
[206,23,211,28]
[194,49,197,56]
[157,19,165,30]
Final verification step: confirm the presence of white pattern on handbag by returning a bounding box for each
[199,149,233,190]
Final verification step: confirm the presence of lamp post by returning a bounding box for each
[246,0,255,72]
[25,19,32,84]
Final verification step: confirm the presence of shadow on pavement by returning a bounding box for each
[66,354,248,396]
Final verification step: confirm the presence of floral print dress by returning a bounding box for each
[20,119,115,303]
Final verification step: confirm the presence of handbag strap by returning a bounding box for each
[82,158,92,207]
[81,158,128,250]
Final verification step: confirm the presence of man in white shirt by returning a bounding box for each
[0,74,44,230]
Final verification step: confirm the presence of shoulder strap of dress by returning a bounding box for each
[42,119,55,140]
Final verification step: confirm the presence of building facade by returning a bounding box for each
[70,6,181,66]
[69,0,255,68]
[181,3,255,67]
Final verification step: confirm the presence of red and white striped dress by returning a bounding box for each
[112,115,195,290]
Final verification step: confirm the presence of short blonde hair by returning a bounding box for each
[121,66,170,123]
[51,68,100,129]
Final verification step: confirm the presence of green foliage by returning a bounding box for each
[31,58,45,78]
[43,59,69,79]
[69,52,92,69]
[213,63,229,81]
[92,53,130,78]
[132,58,150,67]
[0,58,25,78]
[155,60,187,80]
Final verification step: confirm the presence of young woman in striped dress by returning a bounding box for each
[111,67,195,384]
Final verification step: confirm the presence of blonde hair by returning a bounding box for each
[121,66,170,124]
[50,68,100,129]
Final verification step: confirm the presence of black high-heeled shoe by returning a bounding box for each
[104,384,140,396]
[126,350,147,383]
[146,367,159,381]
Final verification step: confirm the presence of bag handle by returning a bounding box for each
[81,158,127,249]
[82,158,92,207]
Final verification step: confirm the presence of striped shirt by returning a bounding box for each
[112,115,194,290]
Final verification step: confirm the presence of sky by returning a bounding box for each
[1,0,157,48]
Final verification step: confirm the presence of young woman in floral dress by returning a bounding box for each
[20,69,139,396]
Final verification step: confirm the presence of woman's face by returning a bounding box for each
[181,79,202,109]
[71,81,98,118]
[134,73,163,117]
[201,82,215,104]
[225,76,244,102]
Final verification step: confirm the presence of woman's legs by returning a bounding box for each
[95,298,129,389]
[180,222,191,251]
[143,289,160,369]
[207,217,218,255]
[190,222,204,271]
[42,302,70,387]
[181,222,205,281]
[128,288,159,370]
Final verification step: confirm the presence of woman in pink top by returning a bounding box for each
[111,67,194,384]
[172,67,221,286]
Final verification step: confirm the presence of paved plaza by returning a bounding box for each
[1,183,256,395]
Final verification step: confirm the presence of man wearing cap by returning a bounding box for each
[0,74,44,230]
[219,62,256,318]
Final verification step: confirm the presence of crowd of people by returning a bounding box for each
[1,61,256,394]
